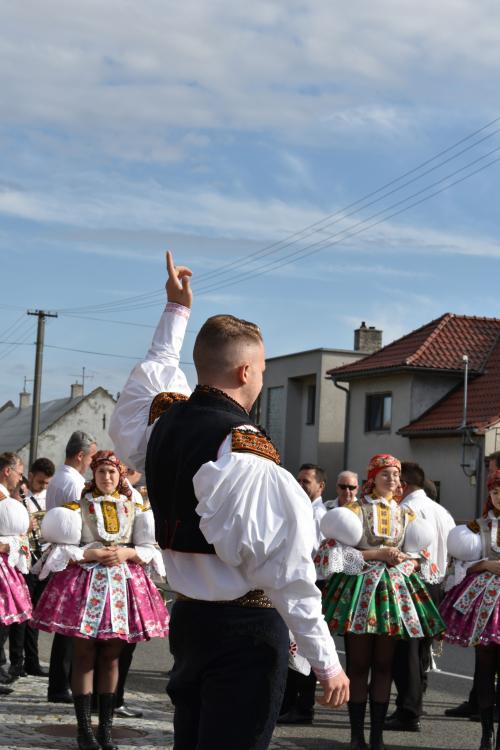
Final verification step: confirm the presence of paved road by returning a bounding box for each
[0,632,481,749]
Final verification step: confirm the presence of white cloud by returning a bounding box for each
[1,0,499,147]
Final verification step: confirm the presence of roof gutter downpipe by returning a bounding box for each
[332,377,350,469]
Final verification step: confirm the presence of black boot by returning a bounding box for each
[369,700,389,750]
[480,707,494,750]
[496,686,500,750]
[348,701,369,750]
[96,693,118,750]
[73,694,100,750]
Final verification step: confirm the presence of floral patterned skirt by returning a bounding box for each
[323,561,445,639]
[440,571,500,647]
[31,561,169,642]
[0,552,32,625]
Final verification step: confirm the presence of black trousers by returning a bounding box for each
[4,573,47,670]
[167,601,289,750]
[281,667,317,715]
[48,633,72,695]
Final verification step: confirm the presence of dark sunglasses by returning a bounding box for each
[338,483,357,491]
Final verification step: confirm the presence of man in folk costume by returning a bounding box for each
[109,252,349,750]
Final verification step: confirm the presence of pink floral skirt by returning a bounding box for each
[0,552,32,625]
[440,571,500,647]
[31,561,169,642]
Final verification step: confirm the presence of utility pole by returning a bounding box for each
[27,310,58,467]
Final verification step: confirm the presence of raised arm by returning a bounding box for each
[109,252,193,472]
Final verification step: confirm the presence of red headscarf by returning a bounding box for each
[362,453,402,500]
[83,449,132,498]
[482,470,500,517]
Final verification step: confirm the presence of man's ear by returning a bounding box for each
[236,363,250,385]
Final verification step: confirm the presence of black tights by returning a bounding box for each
[477,644,500,710]
[71,637,124,695]
[345,633,397,703]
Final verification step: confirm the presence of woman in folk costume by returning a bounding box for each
[440,470,500,750]
[319,454,444,750]
[0,497,32,628]
[31,450,168,750]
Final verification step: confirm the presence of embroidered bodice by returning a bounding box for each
[346,496,415,550]
[66,492,145,545]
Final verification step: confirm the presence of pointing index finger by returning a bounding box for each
[166,250,176,279]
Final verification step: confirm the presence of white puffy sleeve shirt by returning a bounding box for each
[108,302,192,472]
[188,432,341,679]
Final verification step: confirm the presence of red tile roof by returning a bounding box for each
[399,335,500,434]
[327,313,500,379]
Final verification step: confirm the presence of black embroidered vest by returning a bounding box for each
[145,386,257,554]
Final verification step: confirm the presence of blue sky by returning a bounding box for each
[1,0,500,407]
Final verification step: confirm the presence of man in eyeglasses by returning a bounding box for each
[325,470,359,510]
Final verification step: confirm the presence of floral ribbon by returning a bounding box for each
[453,571,500,645]
[351,559,424,637]
[80,562,131,638]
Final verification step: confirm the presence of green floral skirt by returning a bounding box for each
[323,561,445,639]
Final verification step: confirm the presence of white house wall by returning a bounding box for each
[345,374,479,518]
[262,349,361,485]
[18,391,116,473]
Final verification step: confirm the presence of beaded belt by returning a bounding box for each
[175,589,273,609]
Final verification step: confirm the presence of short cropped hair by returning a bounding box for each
[30,457,55,477]
[0,452,22,473]
[401,461,425,489]
[299,463,327,487]
[193,315,263,376]
[65,431,95,459]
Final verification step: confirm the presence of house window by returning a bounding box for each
[365,393,392,432]
[102,414,107,430]
[306,384,316,425]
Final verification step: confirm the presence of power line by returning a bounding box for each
[192,152,500,298]
[54,115,500,316]
[190,121,500,288]
[66,143,500,308]
[0,338,195,365]
[58,312,196,333]
[0,320,35,362]
[0,313,25,342]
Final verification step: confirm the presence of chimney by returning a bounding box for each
[354,322,383,354]
[19,391,31,409]
[71,382,84,399]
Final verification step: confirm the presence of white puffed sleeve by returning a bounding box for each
[194,452,341,679]
[321,507,364,546]
[0,498,29,536]
[34,544,85,580]
[0,535,29,573]
[109,303,192,472]
[32,507,85,578]
[444,524,484,590]
[402,518,434,555]
[132,508,166,578]
[447,525,483,561]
